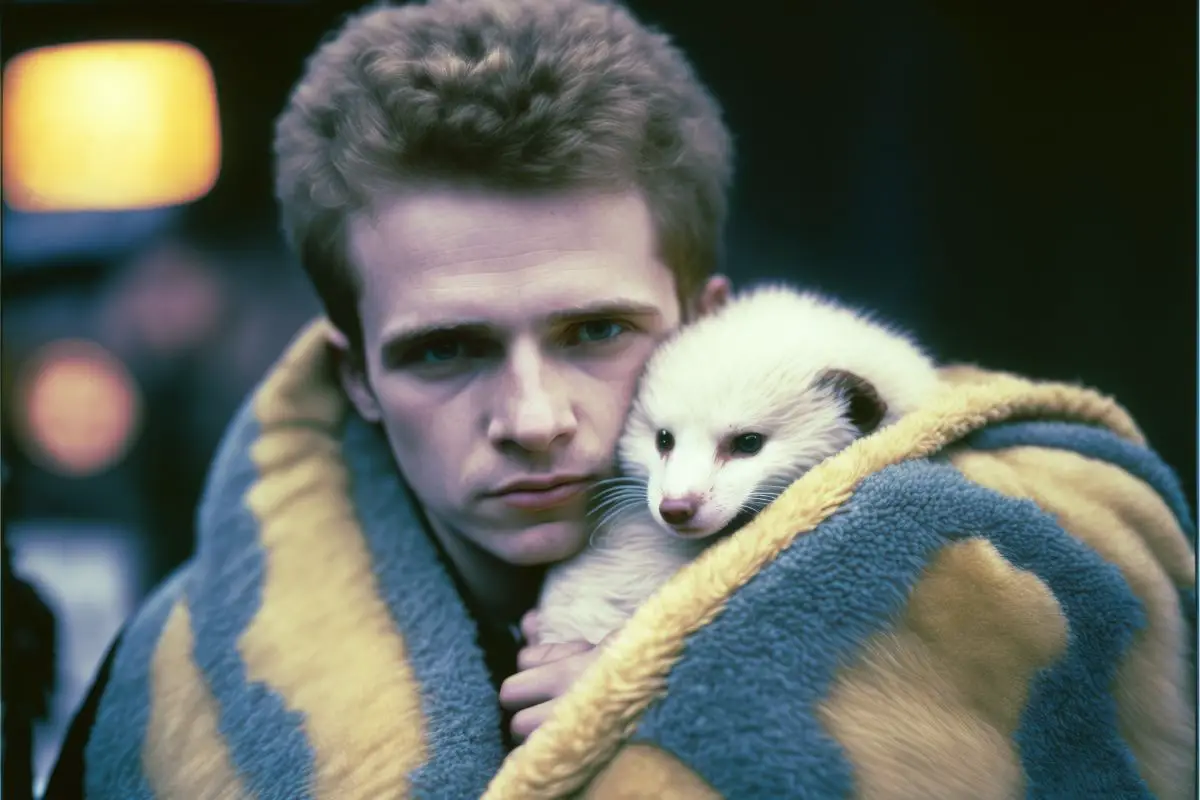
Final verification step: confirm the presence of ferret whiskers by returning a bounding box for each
[588,488,646,518]
[590,504,645,545]
[588,479,649,546]
[590,475,644,491]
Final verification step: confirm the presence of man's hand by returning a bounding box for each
[498,611,607,743]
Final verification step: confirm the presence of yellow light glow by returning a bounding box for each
[15,340,143,478]
[2,40,221,212]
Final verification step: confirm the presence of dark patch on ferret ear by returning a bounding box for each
[816,369,887,435]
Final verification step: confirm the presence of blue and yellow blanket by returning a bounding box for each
[84,321,1197,799]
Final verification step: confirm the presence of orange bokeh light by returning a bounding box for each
[15,340,143,477]
[2,40,221,212]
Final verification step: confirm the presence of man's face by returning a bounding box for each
[343,185,696,566]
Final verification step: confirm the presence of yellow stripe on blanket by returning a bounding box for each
[144,601,246,800]
[582,742,723,799]
[951,446,1196,800]
[819,538,1069,800]
[237,321,430,799]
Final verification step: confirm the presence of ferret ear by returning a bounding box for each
[816,369,887,436]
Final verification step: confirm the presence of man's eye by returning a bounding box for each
[419,339,465,363]
[393,336,489,369]
[571,320,628,345]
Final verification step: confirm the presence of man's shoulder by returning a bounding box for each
[46,566,193,798]
[108,563,194,671]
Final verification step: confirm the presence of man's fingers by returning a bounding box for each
[516,640,590,671]
[500,644,593,710]
[520,610,540,645]
[510,699,557,743]
[500,637,610,741]
[499,668,550,710]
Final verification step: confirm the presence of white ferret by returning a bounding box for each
[536,284,941,645]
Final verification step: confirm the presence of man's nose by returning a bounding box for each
[487,342,577,453]
[659,495,701,526]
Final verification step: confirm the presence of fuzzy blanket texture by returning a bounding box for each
[83,321,1197,799]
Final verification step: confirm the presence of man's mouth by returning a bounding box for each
[488,475,594,512]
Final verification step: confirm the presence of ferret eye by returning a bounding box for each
[656,429,675,454]
[730,432,765,455]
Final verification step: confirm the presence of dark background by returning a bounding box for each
[1,0,1195,794]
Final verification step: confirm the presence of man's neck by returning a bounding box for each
[426,518,545,633]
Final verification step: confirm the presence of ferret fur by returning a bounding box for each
[536,285,941,645]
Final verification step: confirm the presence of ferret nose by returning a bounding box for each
[659,496,700,526]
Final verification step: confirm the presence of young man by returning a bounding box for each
[271,0,733,746]
[49,0,1196,797]
[50,0,731,791]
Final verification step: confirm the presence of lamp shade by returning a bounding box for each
[2,40,221,212]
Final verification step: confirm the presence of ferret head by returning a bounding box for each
[613,286,939,541]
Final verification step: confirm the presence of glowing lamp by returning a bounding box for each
[15,340,143,478]
[2,40,221,212]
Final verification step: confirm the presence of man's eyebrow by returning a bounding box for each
[544,300,664,324]
[380,322,495,354]
[380,300,665,353]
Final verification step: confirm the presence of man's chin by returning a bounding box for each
[481,519,591,567]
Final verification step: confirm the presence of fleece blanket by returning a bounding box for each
[83,321,1197,799]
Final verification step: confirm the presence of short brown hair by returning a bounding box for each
[274,0,733,351]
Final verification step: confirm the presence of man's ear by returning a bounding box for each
[326,326,382,423]
[692,274,732,319]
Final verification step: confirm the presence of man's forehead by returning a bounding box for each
[347,185,683,343]
[350,185,658,271]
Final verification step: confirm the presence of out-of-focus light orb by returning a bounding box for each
[2,40,221,212]
[15,340,143,477]
[100,242,227,357]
